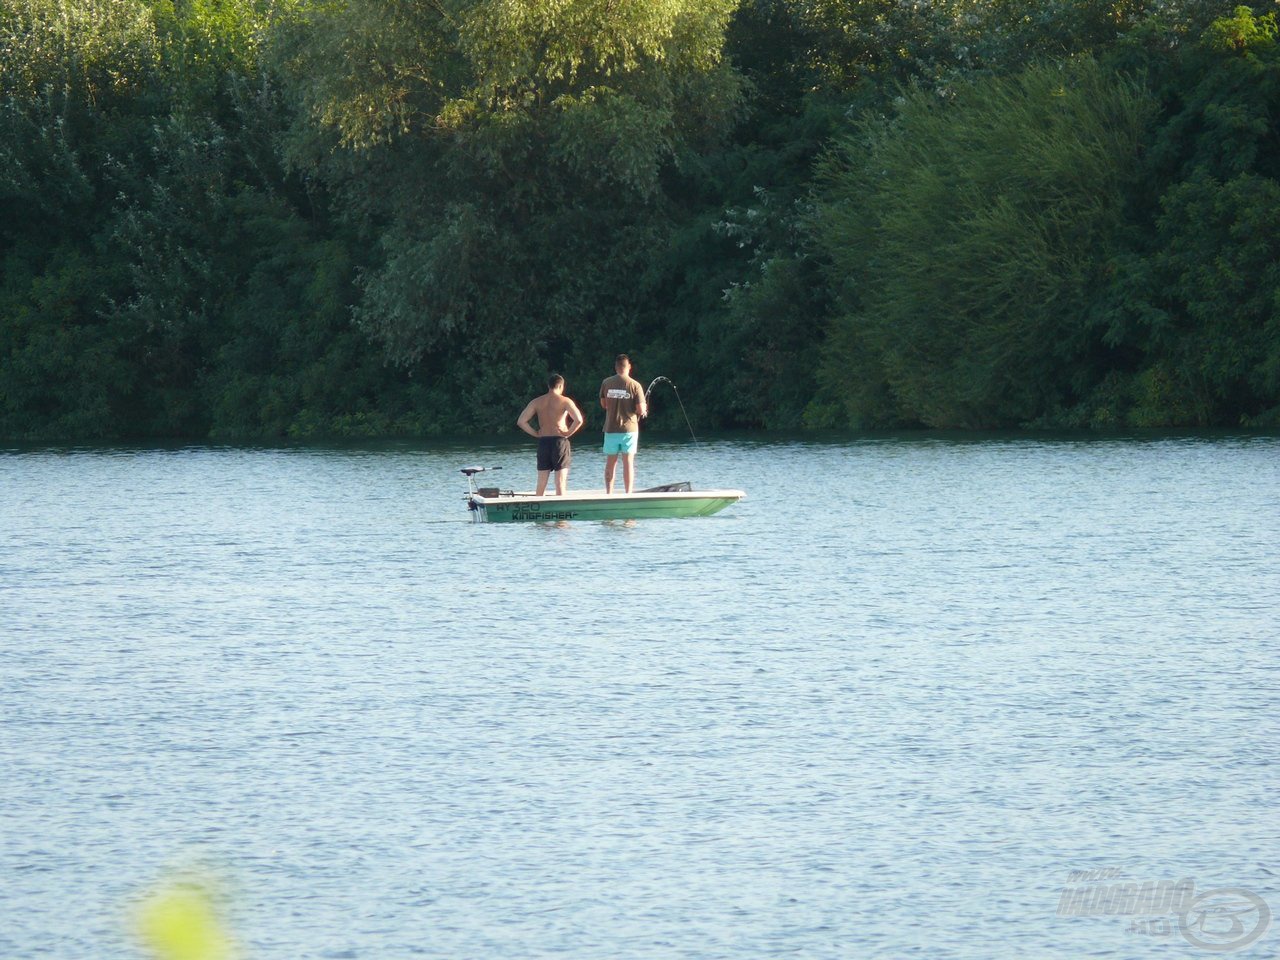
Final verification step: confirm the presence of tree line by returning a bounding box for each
[1,0,1276,440]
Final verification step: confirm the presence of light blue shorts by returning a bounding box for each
[603,432,638,456]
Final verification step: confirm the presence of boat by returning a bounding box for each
[461,467,744,523]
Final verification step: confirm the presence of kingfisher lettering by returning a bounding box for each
[511,509,580,521]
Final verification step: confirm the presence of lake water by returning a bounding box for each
[2,434,1277,959]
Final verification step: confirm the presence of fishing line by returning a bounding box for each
[646,376,699,444]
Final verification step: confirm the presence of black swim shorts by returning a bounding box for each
[537,436,572,471]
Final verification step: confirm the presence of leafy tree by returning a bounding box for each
[271,0,742,427]
[3,0,1279,439]
[1098,5,1280,425]
[814,58,1157,427]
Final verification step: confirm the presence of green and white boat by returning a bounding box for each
[462,467,744,523]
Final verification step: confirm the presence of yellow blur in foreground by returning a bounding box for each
[136,878,239,960]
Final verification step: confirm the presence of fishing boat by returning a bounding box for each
[462,467,744,523]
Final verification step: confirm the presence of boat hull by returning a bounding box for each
[468,489,744,523]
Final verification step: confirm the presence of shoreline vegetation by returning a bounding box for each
[3,1,1278,442]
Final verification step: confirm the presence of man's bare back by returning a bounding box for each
[521,392,581,437]
[517,376,584,496]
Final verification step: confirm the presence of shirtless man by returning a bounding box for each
[517,374,585,496]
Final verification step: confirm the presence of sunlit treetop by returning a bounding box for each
[275,0,736,148]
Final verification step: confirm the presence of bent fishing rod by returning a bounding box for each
[645,376,699,444]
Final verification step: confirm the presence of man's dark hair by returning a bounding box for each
[547,373,565,390]
[615,354,630,367]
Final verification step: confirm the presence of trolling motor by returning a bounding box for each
[460,465,506,502]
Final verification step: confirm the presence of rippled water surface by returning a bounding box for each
[2,435,1278,959]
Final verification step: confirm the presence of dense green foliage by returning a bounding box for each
[813,1,1280,428]
[815,59,1158,427]
[1,0,1277,439]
